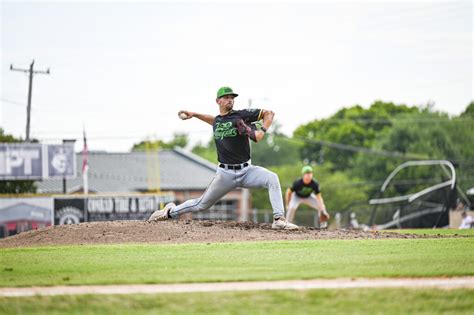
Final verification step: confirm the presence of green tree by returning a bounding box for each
[251,123,302,167]
[294,101,419,171]
[189,101,474,213]
[192,137,218,164]
[0,128,37,194]
[460,101,474,118]
[352,104,474,197]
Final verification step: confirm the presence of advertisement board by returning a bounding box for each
[0,193,174,238]
[0,197,53,238]
[0,143,76,180]
[54,194,175,224]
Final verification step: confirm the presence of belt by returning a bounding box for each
[219,162,249,170]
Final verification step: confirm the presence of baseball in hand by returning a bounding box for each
[178,112,188,120]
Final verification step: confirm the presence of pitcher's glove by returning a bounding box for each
[236,119,257,142]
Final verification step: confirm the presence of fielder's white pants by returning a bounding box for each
[286,192,326,223]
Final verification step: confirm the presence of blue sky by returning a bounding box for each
[1,0,472,151]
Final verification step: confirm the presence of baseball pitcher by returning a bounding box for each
[148,86,298,230]
[285,165,330,228]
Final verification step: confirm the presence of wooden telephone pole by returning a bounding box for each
[10,60,50,142]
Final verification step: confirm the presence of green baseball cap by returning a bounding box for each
[217,86,238,98]
[301,165,313,174]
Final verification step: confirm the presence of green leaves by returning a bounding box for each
[139,100,474,214]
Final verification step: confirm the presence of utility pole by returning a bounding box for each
[10,60,50,142]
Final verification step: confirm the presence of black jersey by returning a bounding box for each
[213,108,263,164]
[290,179,321,198]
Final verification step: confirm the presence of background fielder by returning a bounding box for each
[285,165,330,228]
[148,86,298,230]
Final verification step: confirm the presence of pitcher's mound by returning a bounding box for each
[0,220,429,248]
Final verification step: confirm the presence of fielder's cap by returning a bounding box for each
[301,165,313,174]
[217,86,238,98]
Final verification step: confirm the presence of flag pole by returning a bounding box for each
[82,127,89,195]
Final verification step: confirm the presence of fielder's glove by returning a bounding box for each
[236,119,257,142]
[319,213,329,229]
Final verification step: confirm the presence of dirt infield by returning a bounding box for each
[0,220,443,248]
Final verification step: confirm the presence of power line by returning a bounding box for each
[0,98,24,106]
[321,176,474,189]
[295,116,473,124]
[67,168,474,188]
[33,129,211,140]
[277,134,428,160]
[272,134,474,164]
[36,130,472,163]
[18,122,472,161]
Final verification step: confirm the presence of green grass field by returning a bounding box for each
[1,288,473,315]
[1,239,473,287]
[2,236,473,314]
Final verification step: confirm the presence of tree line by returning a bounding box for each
[2,100,473,214]
[156,101,474,212]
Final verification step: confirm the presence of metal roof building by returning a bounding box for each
[36,148,218,194]
[35,148,247,221]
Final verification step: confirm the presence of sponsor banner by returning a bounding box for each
[0,143,76,180]
[0,144,43,179]
[0,194,175,238]
[54,198,86,225]
[0,197,53,238]
[54,194,175,224]
[46,144,76,178]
